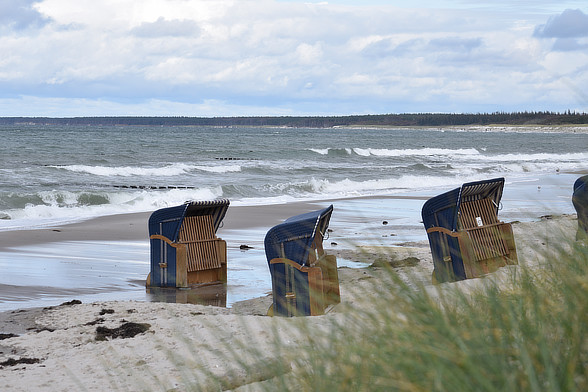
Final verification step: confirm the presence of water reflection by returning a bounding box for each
[146,283,226,307]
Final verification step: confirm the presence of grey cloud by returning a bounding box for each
[534,9,588,38]
[552,37,588,52]
[131,17,201,38]
[0,0,49,30]
[362,36,481,59]
[428,37,482,52]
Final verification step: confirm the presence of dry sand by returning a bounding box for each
[0,208,580,391]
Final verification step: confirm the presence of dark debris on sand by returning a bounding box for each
[0,357,41,368]
[43,299,82,310]
[95,322,151,341]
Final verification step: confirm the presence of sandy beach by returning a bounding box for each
[0,187,582,391]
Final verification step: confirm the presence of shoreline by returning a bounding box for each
[0,173,584,313]
[0,195,432,251]
[0,195,432,313]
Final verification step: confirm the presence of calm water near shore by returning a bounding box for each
[0,124,586,311]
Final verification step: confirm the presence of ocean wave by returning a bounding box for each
[353,147,480,157]
[0,187,223,229]
[308,147,480,157]
[193,164,241,173]
[473,152,588,162]
[268,175,468,198]
[309,148,353,156]
[49,163,241,177]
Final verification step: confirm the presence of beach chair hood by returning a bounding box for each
[148,199,230,241]
[264,205,333,267]
[422,178,504,232]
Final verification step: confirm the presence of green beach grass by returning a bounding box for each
[226,237,588,391]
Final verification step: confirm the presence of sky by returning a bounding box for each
[1,0,587,117]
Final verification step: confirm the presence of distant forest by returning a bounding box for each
[1,111,587,128]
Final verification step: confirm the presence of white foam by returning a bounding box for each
[49,163,241,177]
[475,152,588,162]
[352,147,480,157]
[309,148,330,155]
[0,187,223,231]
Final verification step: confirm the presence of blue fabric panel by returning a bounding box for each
[269,263,312,316]
[422,187,460,231]
[148,204,187,241]
[269,263,288,316]
[294,268,311,316]
[148,204,186,287]
[148,239,178,287]
[573,175,588,239]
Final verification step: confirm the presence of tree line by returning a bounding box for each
[1,111,587,128]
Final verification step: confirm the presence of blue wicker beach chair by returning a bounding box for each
[265,205,340,316]
[147,199,230,288]
[422,178,517,283]
[573,175,588,241]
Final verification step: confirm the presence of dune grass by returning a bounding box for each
[244,240,588,392]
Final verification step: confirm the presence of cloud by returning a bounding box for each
[131,17,201,38]
[0,0,50,31]
[534,9,588,53]
[552,37,588,52]
[361,36,482,64]
[534,9,588,38]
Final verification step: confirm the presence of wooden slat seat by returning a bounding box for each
[458,198,499,229]
[458,198,511,263]
[464,224,510,261]
[179,215,222,272]
[185,239,223,271]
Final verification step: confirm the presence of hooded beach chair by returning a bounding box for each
[147,199,230,288]
[422,178,517,283]
[573,175,588,241]
[265,205,340,316]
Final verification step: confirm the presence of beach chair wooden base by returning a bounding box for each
[148,235,227,288]
[268,254,340,317]
[315,254,340,305]
[459,222,517,279]
[427,222,517,282]
[185,238,227,285]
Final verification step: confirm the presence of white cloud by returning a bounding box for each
[0,0,586,116]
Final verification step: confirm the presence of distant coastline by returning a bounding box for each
[1,111,587,128]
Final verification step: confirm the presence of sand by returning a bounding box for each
[0,198,581,391]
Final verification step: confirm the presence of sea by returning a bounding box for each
[0,124,587,310]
